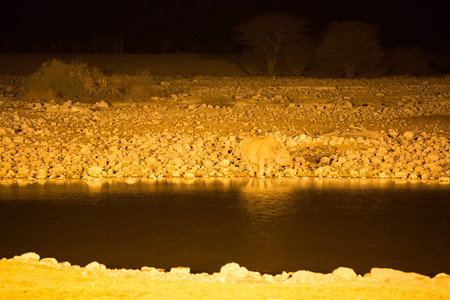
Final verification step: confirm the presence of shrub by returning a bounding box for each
[23,59,118,103]
[109,71,159,101]
[313,21,384,78]
[386,46,432,76]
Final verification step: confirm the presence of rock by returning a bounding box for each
[434,273,449,279]
[170,267,190,275]
[184,172,195,179]
[17,167,30,177]
[125,178,137,184]
[289,270,334,284]
[388,130,399,138]
[332,267,357,278]
[88,166,103,177]
[219,262,249,280]
[19,252,40,261]
[95,101,109,109]
[220,159,230,167]
[378,172,389,179]
[36,169,48,179]
[394,171,408,179]
[13,136,24,144]
[2,137,12,145]
[85,261,106,270]
[40,257,59,265]
[403,131,414,140]
[369,268,430,281]
[286,139,298,147]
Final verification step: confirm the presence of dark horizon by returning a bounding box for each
[1,0,449,54]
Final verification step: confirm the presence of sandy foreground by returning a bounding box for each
[1,253,449,300]
[1,76,450,299]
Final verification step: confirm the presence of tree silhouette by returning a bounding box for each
[233,13,309,76]
[314,21,383,78]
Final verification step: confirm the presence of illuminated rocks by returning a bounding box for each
[88,166,103,177]
[85,261,106,270]
[332,267,357,278]
[219,262,249,281]
[0,77,449,180]
[36,169,48,179]
[14,252,40,261]
[170,267,190,275]
[288,270,334,284]
[403,131,415,140]
[369,268,430,281]
[95,101,109,109]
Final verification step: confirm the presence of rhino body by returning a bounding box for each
[241,136,290,177]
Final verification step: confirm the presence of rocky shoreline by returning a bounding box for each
[1,76,449,181]
[5,252,450,284]
[0,252,448,300]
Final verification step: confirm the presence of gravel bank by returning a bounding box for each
[1,76,449,181]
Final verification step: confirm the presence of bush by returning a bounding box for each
[110,71,158,101]
[23,59,118,103]
[313,21,384,78]
[386,46,432,76]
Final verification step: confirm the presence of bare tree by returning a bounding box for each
[233,13,309,76]
[314,21,383,78]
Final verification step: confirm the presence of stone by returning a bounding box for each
[184,172,195,179]
[85,261,105,270]
[394,171,408,179]
[170,267,190,275]
[40,257,59,265]
[220,159,230,167]
[289,270,334,284]
[17,167,30,177]
[403,131,414,140]
[88,166,103,177]
[95,101,109,109]
[20,252,40,261]
[370,268,429,281]
[286,139,298,147]
[220,262,249,280]
[36,169,48,179]
[13,136,24,144]
[332,267,357,278]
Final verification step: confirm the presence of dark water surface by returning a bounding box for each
[1,178,449,276]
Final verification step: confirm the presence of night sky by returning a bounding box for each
[1,0,449,53]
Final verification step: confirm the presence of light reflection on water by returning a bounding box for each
[0,178,449,276]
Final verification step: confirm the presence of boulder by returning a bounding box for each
[332,267,357,278]
[369,268,429,281]
[19,252,40,261]
[219,262,249,281]
[88,166,103,177]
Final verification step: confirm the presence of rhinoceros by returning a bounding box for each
[241,136,290,177]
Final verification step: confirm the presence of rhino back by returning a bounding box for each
[242,136,279,163]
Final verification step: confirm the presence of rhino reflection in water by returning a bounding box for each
[241,136,291,177]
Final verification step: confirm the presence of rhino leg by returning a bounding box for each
[266,160,275,176]
[257,160,265,177]
[248,164,256,176]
